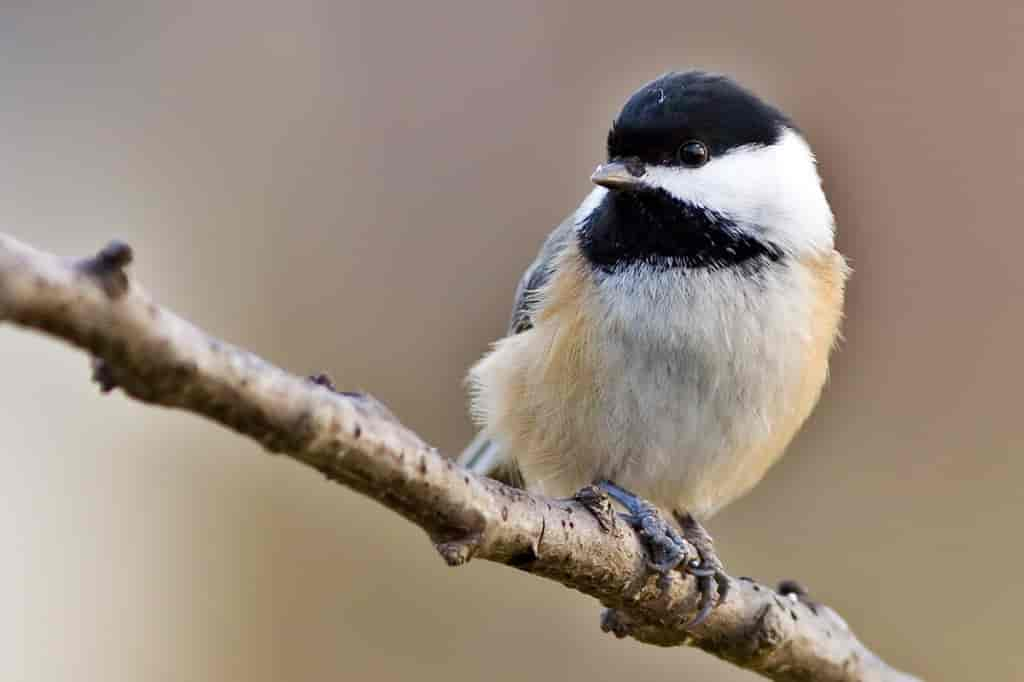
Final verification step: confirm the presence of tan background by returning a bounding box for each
[1,2,1021,680]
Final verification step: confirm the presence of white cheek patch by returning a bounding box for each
[641,128,835,256]
[573,186,608,226]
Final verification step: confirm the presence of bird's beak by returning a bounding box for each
[591,160,645,190]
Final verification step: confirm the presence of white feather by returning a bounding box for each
[573,186,609,226]
[641,128,835,257]
[575,260,820,517]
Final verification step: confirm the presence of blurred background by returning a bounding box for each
[1,2,1021,680]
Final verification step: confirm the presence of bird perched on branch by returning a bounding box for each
[460,70,848,625]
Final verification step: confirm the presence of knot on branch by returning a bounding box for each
[574,484,618,533]
[750,600,790,659]
[308,373,338,391]
[77,240,133,299]
[434,531,483,566]
[600,608,636,639]
[778,579,821,615]
[91,357,118,393]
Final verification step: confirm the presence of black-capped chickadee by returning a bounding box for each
[460,71,848,623]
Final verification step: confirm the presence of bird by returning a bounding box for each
[459,70,848,625]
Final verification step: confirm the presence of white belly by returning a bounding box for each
[470,250,844,519]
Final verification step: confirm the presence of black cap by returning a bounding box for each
[607,71,792,164]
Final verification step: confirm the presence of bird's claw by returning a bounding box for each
[675,510,731,626]
[633,510,691,578]
[684,558,716,578]
[595,481,693,588]
[680,559,730,627]
[591,481,732,630]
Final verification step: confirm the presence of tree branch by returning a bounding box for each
[0,233,918,682]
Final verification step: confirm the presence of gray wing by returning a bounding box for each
[507,215,575,335]
[458,216,576,481]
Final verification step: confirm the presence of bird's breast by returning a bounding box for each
[469,241,847,518]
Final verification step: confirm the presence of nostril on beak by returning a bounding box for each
[624,157,646,178]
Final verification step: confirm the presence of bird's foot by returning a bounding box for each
[595,481,693,592]
[673,510,731,625]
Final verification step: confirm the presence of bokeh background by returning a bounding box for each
[1,2,1021,680]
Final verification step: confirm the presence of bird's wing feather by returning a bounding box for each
[459,215,576,482]
[507,215,576,334]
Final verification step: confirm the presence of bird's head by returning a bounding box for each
[578,71,834,272]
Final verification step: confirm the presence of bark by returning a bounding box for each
[0,234,919,682]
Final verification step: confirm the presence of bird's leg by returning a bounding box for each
[594,480,692,591]
[673,510,731,624]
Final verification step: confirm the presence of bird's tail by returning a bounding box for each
[457,431,505,476]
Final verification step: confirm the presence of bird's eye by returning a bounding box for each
[678,141,709,168]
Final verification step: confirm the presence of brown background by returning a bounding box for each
[1,2,1021,680]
